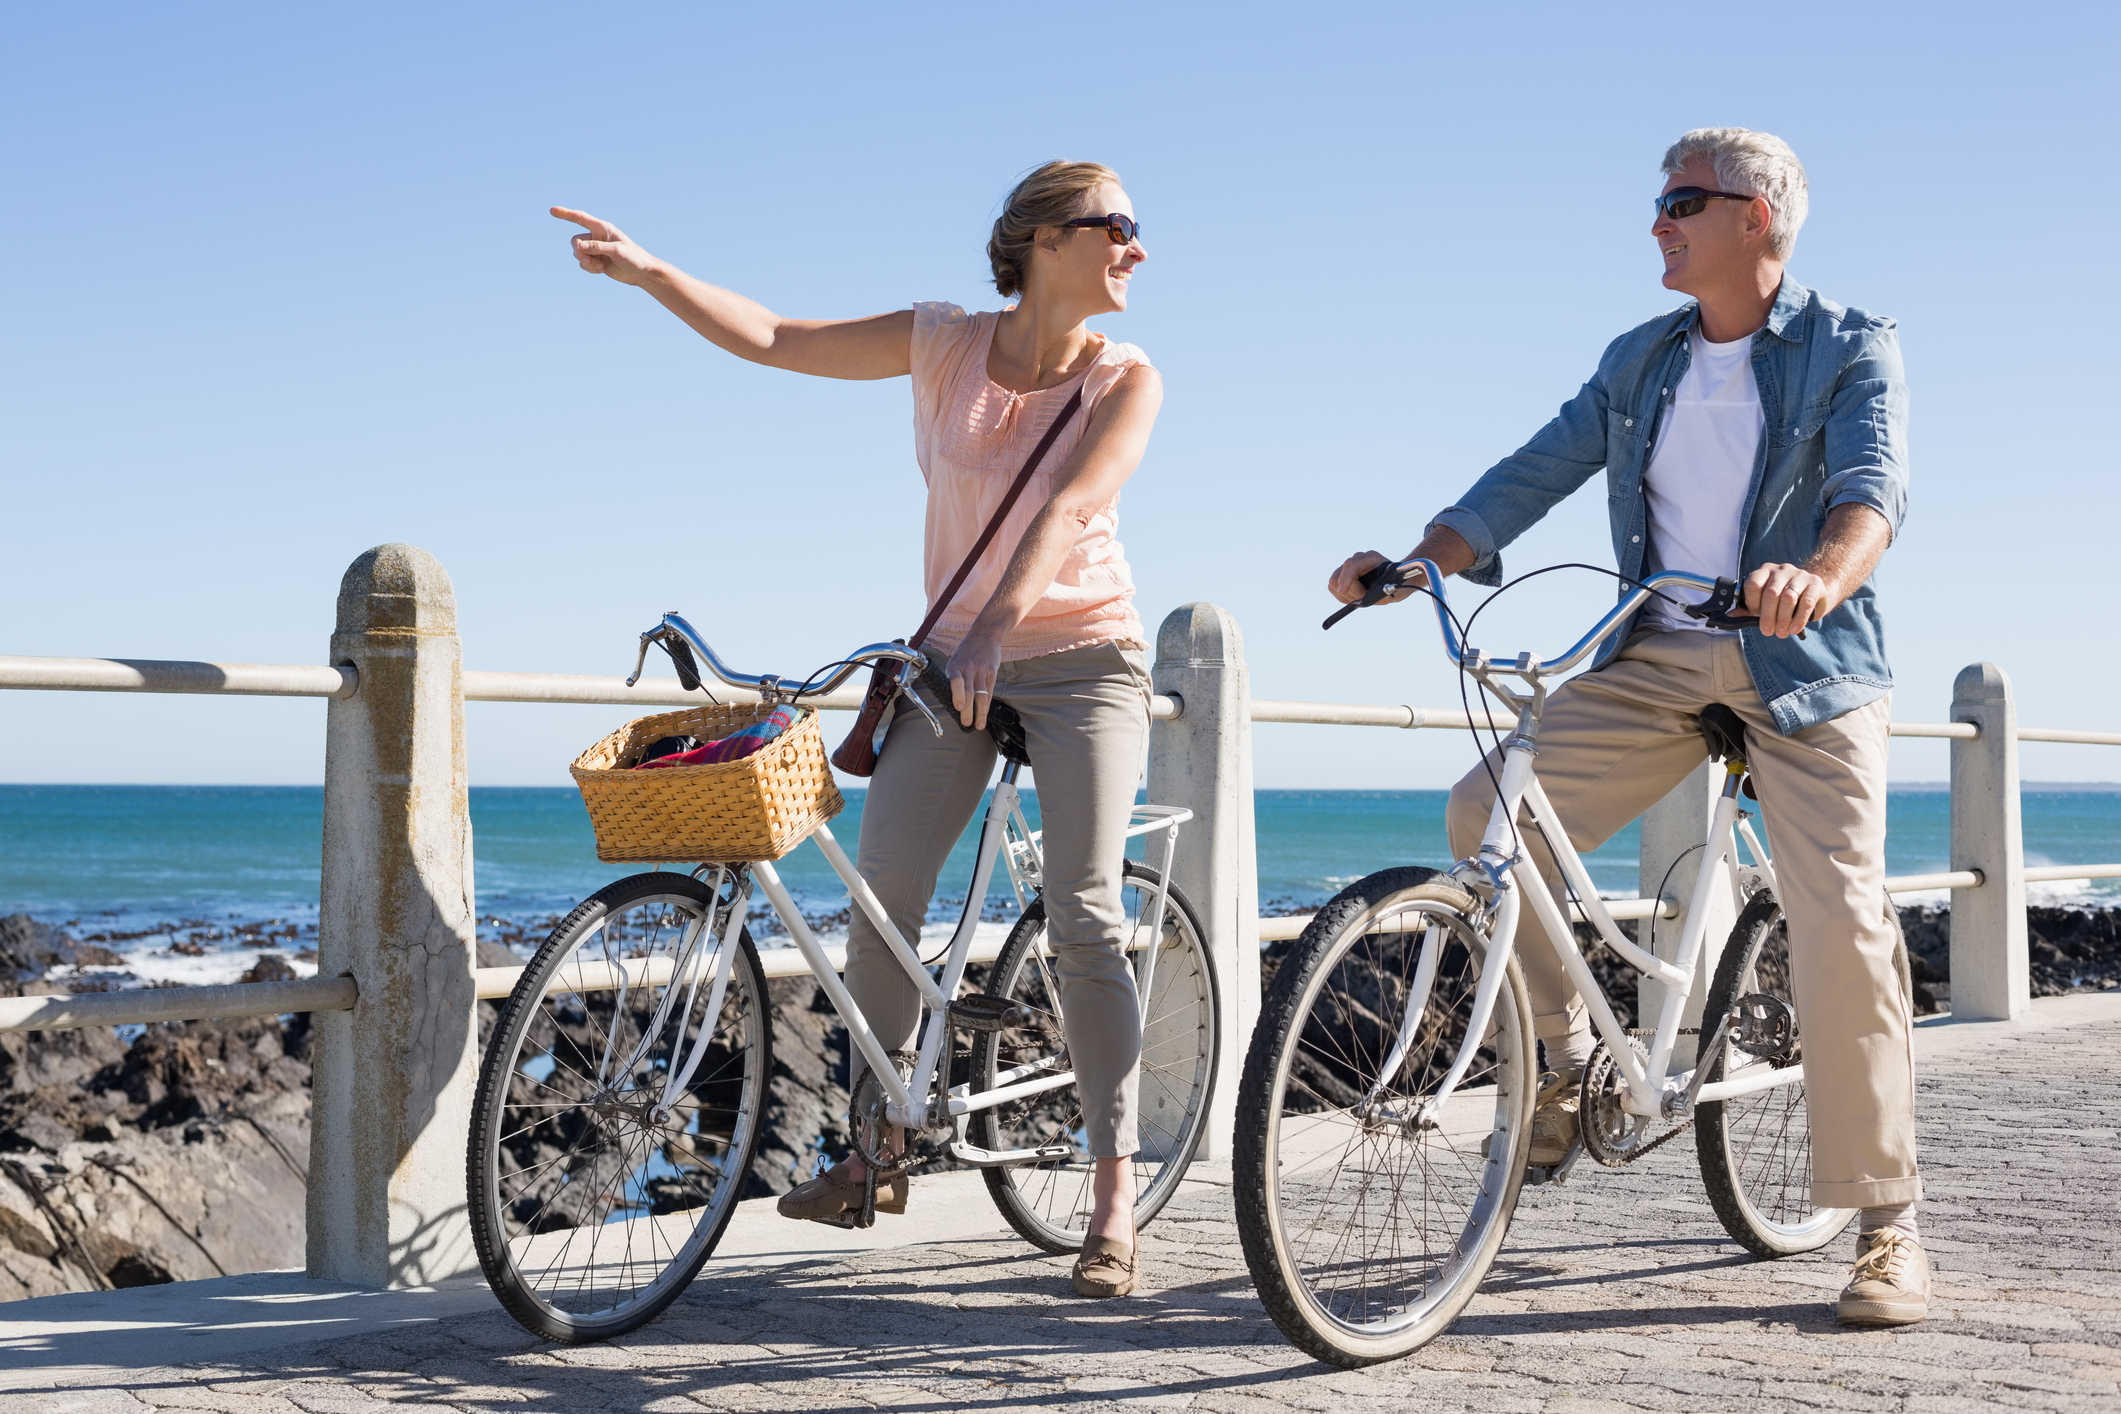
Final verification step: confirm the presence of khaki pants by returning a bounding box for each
[843,641,1153,1159]
[1444,630,1920,1207]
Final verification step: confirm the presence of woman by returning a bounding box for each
[555,160,1162,1299]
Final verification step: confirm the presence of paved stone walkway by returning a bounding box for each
[11,1000,2120,1413]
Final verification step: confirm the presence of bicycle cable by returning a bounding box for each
[1417,561,1681,876]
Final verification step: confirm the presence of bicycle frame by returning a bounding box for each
[753,777,1189,1139]
[1379,560,1808,1128]
[619,612,1193,1156]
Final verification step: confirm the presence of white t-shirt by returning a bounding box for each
[1640,326,1765,632]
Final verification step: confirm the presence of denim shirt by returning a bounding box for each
[1431,276,1908,735]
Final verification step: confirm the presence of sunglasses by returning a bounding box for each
[1063,212,1142,245]
[1654,186,1758,221]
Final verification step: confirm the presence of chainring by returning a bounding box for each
[1579,1037,1654,1167]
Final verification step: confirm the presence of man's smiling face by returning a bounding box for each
[1653,156,1768,298]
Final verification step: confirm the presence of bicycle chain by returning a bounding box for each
[1593,1028,1701,1164]
[1616,1115,1694,1162]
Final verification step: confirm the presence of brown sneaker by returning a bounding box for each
[1837,1229,1930,1325]
[1071,1235,1137,1298]
[775,1161,909,1223]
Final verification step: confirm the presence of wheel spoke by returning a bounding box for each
[974,870,1216,1249]
[1249,876,1529,1357]
[472,883,768,1340]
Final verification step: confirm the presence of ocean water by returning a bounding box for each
[3,783,2117,987]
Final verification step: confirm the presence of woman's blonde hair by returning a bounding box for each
[987,160,1120,299]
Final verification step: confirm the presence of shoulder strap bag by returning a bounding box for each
[829,388,1084,776]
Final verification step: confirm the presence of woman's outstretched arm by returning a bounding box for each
[554,207,912,380]
[946,364,1165,728]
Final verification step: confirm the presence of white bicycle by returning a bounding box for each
[1234,559,1910,1367]
[468,614,1220,1342]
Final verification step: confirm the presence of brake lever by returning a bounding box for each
[1323,563,1409,630]
[894,664,947,738]
[1684,577,1805,641]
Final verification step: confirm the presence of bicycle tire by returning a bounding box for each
[468,872,771,1342]
[1695,889,1911,1258]
[971,861,1219,1254]
[1236,866,1536,1368]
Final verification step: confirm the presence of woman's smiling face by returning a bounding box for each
[1042,181,1145,314]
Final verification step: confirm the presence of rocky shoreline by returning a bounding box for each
[6,901,2120,1300]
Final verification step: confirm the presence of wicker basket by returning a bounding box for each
[570,704,845,863]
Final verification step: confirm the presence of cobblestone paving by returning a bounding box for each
[16,1016,2119,1414]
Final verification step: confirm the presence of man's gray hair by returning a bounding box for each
[1662,128,1809,261]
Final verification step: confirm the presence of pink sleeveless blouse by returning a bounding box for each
[909,302,1148,662]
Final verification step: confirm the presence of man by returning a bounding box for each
[1328,128,1924,1325]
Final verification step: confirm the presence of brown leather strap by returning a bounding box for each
[907,387,1084,650]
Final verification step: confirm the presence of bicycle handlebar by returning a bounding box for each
[1329,558,1733,679]
[626,611,930,703]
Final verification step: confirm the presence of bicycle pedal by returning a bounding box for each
[947,993,1030,1033]
[808,1210,863,1230]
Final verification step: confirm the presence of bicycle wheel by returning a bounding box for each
[1695,890,1911,1258]
[1236,866,1536,1368]
[970,861,1219,1254]
[468,871,771,1342]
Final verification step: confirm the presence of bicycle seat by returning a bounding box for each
[1697,703,1748,764]
[985,699,1031,766]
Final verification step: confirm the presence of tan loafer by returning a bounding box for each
[1837,1229,1930,1325]
[1071,1235,1138,1298]
[775,1161,908,1223]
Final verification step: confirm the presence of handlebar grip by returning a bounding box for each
[1322,563,1404,631]
[657,631,704,692]
[1684,577,1806,640]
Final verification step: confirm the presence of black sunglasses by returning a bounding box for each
[1654,186,1758,221]
[1063,212,1142,245]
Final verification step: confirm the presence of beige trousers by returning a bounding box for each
[1444,629,1921,1207]
[842,641,1153,1159]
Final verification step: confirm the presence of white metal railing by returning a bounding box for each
[0,975,355,1032]
[1,656,2115,1027]
[2,654,2096,739]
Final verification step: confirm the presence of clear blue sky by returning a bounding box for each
[4,2,2115,788]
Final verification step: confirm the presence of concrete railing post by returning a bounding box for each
[1147,604,1257,1166]
[1636,761,1735,1061]
[308,544,480,1286]
[1950,663,2029,1021]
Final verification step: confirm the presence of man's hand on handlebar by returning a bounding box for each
[1327,526,1476,608]
[1738,562,1829,639]
[1328,552,1424,606]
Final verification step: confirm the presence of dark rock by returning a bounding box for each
[107,1252,176,1287]
[2027,906,2121,995]
[0,915,71,979]
[1,1022,128,1097]
[240,955,298,985]
[747,976,852,1198]
[476,939,521,970]
[0,914,123,986]
[1,1112,75,1154]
